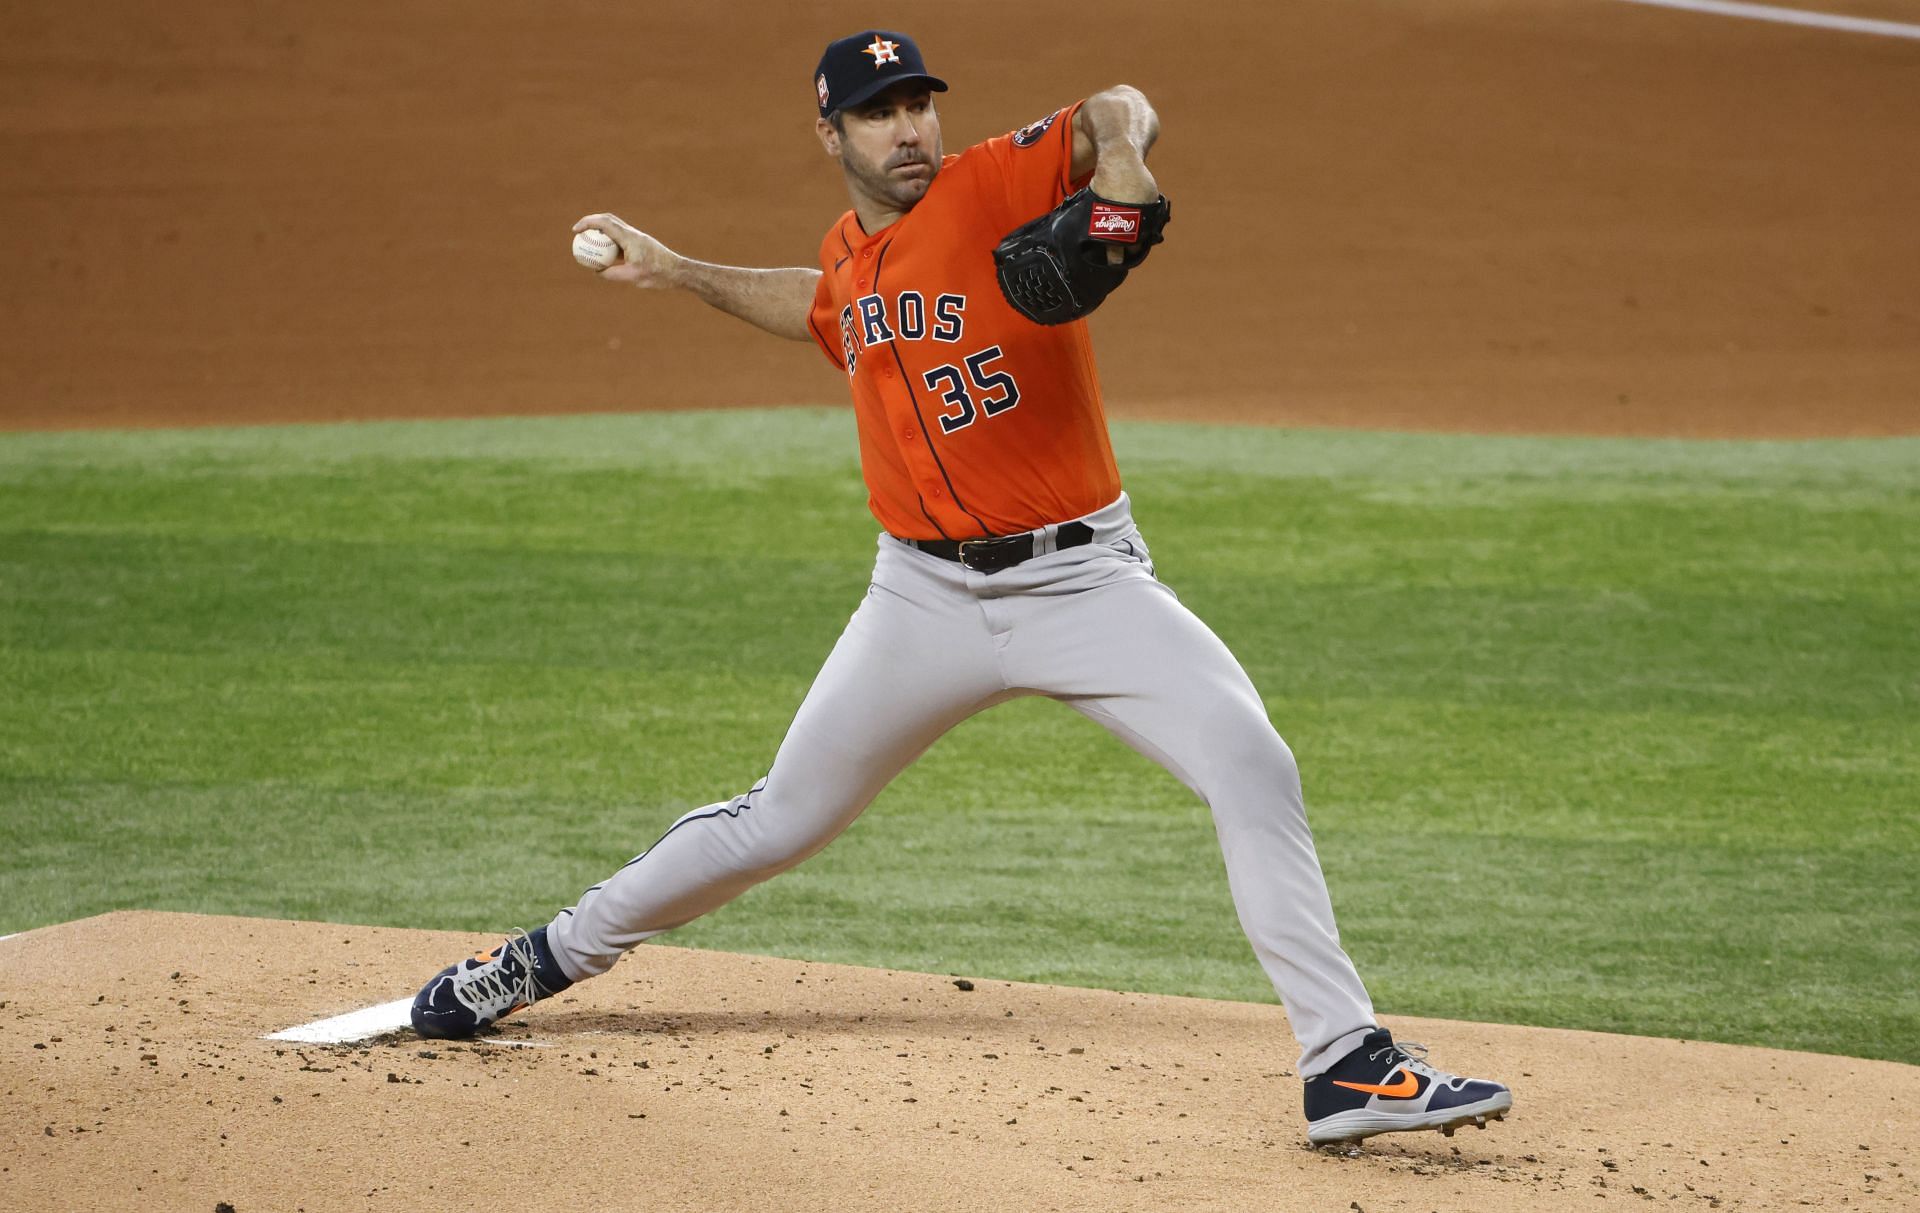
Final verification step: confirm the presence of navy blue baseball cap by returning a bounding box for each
[813,30,948,118]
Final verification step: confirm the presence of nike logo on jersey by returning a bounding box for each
[1332,1071,1421,1099]
[834,255,850,270]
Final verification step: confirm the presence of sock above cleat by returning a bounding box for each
[524,926,574,998]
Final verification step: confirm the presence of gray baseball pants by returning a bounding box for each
[543,493,1378,1076]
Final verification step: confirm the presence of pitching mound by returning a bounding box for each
[2,912,1912,1212]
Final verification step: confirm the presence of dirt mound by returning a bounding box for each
[1,912,1912,1211]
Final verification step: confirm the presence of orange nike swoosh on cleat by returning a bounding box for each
[1332,1071,1420,1098]
[471,951,496,965]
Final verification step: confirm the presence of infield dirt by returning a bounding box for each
[4,913,1916,1213]
[3,0,1917,437]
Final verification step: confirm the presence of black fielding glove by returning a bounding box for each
[993,188,1172,326]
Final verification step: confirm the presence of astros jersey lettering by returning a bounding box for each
[806,101,1122,540]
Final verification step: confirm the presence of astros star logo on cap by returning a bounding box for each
[863,36,900,66]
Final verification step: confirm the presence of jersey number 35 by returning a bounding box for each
[924,346,1020,435]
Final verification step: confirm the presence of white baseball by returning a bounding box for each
[572,229,621,271]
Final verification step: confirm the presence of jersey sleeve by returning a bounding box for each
[805,251,845,371]
[968,99,1089,233]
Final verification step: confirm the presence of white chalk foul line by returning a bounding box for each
[0,933,18,945]
[1612,0,1920,40]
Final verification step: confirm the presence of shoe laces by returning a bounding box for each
[456,928,542,1013]
[1371,1038,1461,1085]
[1371,1038,1445,1078]
[1368,1038,1427,1064]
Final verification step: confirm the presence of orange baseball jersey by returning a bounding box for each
[806,101,1123,541]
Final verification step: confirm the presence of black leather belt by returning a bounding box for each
[908,521,1096,574]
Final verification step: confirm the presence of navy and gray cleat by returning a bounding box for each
[1304,1028,1512,1145]
[410,926,574,1040]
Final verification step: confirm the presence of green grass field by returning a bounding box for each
[2,410,1914,1063]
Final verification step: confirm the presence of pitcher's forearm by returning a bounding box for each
[669,260,821,343]
[571,213,821,343]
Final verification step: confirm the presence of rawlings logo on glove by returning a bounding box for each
[1089,205,1142,242]
[993,188,1171,326]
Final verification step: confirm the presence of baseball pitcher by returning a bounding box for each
[409,29,1512,1147]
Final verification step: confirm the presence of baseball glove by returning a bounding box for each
[993,188,1172,326]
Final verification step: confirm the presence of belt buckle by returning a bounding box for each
[958,535,1026,574]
